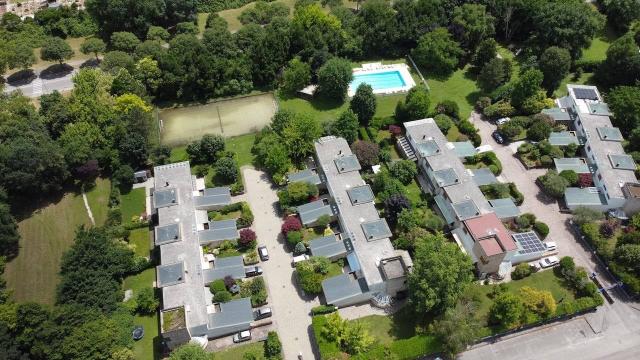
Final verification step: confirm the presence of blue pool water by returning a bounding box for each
[350,70,406,92]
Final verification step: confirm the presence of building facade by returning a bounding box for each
[2,0,84,18]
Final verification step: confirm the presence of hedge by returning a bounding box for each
[573,59,602,73]
[533,221,550,239]
[311,305,337,315]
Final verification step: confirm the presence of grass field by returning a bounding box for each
[581,24,617,62]
[213,342,265,360]
[121,188,146,224]
[159,93,277,146]
[426,65,480,119]
[129,228,152,258]
[123,268,159,360]
[170,132,256,167]
[4,181,110,304]
[85,178,111,226]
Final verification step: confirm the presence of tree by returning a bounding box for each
[498,121,523,140]
[397,207,444,234]
[281,57,311,95]
[351,140,380,168]
[431,299,481,358]
[169,344,211,360]
[489,292,525,329]
[135,287,158,315]
[408,232,474,314]
[511,69,544,110]
[80,37,106,61]
[317,57,353,101]
[76,159,101,183]
[176,21,198,35]
[200,134,226,162]
[101,51,135,74]
[294,241,307,255]
[86,0,181,38]
[350,84,376,125]
[215,157,238,184]
[472,38,498,69]
[8,43,36,70]
[384,194,411,226]
[284,181,317,206]
[526,120,552,141]
[239,228,257,249]
[614,244,640,273]
[512,263,533,280]
[322,313,374,354]
[372,170,406,202]
[330,110,359,144]
[264,331,282,358]
[146,25,170,41]
[282,113,322,161]
[597,33,640,87]
[0,203,19,258]
[477,58,512,92]
[390,160,417,185]
[539,46,571,93]
[520,286,556,319]
[113,165,135,192]
[602,0,640,33]
[412,28,463,76]
[538,170,569,199]
[434,114,453,134]
[281,216,302,234]
[607,85,640,134]
[61,314,134,360]
[290,3,344,55]
[135,57,162,94]
[573,206,604,226]
[451,4,495,51]
[110,32,141,53]
[559,170,578,186]
[395,85,430,122]
[40,37,74,65]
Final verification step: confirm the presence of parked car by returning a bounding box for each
[245,266,263,277]
[255,307,272,320]
[544,241,557,252]
[492,131,505,144]
[496,117,511,125]
[538,256,560,268]
[233,330,251,343]
[291,254,309,266]
[258,246,269,261]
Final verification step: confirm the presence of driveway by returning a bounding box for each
[464,111,640,359]
[242,167,319,360]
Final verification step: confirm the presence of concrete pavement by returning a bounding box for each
[463,112,640,360]
[242,167,319,360]
[2,58,92,97]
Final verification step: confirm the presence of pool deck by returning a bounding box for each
[348,63,416,97]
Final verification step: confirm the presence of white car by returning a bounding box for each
[539,256,560,268]
[233,330,251,343]
[544,242,557,252]
[291,254,309,266]
[496,117,511,125]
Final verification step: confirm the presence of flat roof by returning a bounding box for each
[597,127,623,142]
[542,107,571,121]
[346,185,375,205]
[334,154,361,173]
[322,273,368,306]
[297,199,337,226]
[451,141,477,158]
[489,198,520,219]
[554,158,591,174]
[587,102,611,116]
[381,257,407,280]
[309,235,348,258]
[471,168,498,186]
[203,256,245,282]
[198,227,239,244]
[433,168,460,187]
[415,139,440,157]
[206,298,253,336]
[434,194,457,224]
[479,238,503,257]
[155,223,180,246]
[609,154,636,171]
[157,262,185,287]
[548,131,580,146]
[194,187,231,208]
[211,219,237,230]
[361,219,393,241]
[154,188,178,208]
[452,200,481,221]
[564,187,607,207]
[287,169,322,185]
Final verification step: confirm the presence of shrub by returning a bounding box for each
[540,155,553,167]
[244,250,259,265]
[476,96,492,111]
[238,203,254,228]
[559,256,576,272]
[538,170,569,198]
[287,230,303,247]
[436,100,460,120]
[135,287,158,315]
[265,331,282,358]
[224,275,236,289]
[509,183,524,205]
[433,114,454,135]
[311,305,338,315]
[559,170,578,186]
[213,290,232,303]
[316,214,331,229]
[388,125,402,137]
[527,120,552,141]
[294,241,307,255]
[281,216,302,234]
[483,100,515,119]
[389,160,418,185]
[534,221,550,239]
[209,279,226,294]
[239,228,257,249]
[512,263,532,280]
[351,140,380,168]
[499,121,524,140]
[600,220,618,238]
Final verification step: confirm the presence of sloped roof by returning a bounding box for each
[464,213,516,252]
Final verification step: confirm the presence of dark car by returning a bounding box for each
[492,131,505,144]
[245,266,263,277]
[258,245,269,261]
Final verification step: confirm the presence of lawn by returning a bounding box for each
[120,187,146,224]
[405,180,422,204]
[4,189,95,304]
[123,268,160,360]
[4,37,94,74]
[129,228,152,258]
[580,24,617,62]
[445,124,461,142]
[554,72,596,98]
[85,178,111,226]
[212,342,265,360]
[425,65,481,120]
[169,132,256,168]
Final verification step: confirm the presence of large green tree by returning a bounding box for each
[350,83,376,125]
[451,4,495,51]
[330,110,359,144]
[601,0,640,33]
[290,3,344,55]
[282,112,322,161]
[80,37,106,61]
[431,298,481,358]
[0,203,19,258]
[607,85,640,134]
[40,37,74,65]
[281,57,311,95]
[317,57,353,101]
[356,0,398,56]
[395,84,430,122]
[408,232,474,314]
[110,31,141,53]
[539,46,571,93]
[412,27,463,76]
[597,33,640,87]
[477,58,511,92]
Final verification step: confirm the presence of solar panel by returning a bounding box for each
[513,231,546,255]
[574,88,598,100]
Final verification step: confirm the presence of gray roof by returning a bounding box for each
[288,169,322,186]
[314,137,396,288]
[155,223,181,246]
[452,199,482,221]
[154,188,178,208]
[415,139,441,157]
[554,158,591,174]
[549,131,580,146]
[451,141,477,158]
[433,168,460,187]
[203,256,245,282]
[211,219,237,230]
[322,274,368,306]
[471,168,498,186]
[157,262,185,287]
[597,127,623,142]
[361,219,392,241]
[434,194,456,224]
[489,198,520,219]
[297,199,337,226]
[587,102,611,116]
[334,154,361,173]
[564,187,607,207]
[346,185,375,205]
[309,235,348,259]
[198,227,240,244]
[609,154,636,171]
[542,107,571,121]
[154,162,210,329]
[194,187,231,208]
[206,298,253,337]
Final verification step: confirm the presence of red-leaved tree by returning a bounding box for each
[389,125,402,137]
[281,216,302,234]
[238,228,257,247]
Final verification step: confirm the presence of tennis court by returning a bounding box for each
[159,93,277,146]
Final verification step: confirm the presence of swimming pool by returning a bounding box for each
[350,70,407,92]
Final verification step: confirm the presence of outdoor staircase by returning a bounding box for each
[396,136,417,161]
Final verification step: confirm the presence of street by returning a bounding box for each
[462,112,640,360]
[2,60,89,97]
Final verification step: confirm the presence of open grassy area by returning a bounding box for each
[213,342,265,360]
[581,24,617,62]
[120,187,146,224]
[425,65,480,120]
[4,189,96,304]
[129,228,152,258]
[554,72,596,98]
[85,178,111,226]
[169,132,256,168]
[123,267,160,360]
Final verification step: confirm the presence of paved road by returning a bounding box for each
[242,168,319,360]
[2,59,91,97]
[463,112,640,359]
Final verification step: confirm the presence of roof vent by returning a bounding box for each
[422,134,426,140]
[165,181,169,187]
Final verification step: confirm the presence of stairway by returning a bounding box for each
[396,136,417,161]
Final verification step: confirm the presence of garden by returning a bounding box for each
[295,256,343,295]
[465,151,503,176]
[517,141,576,169]
[208,275,268,307]
[479,182,524,206]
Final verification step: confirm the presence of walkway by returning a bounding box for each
[242,168,319,360]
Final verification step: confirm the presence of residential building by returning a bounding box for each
[556,85,640,213]
[152,162,252,350]
[3,0,84,18]
[311,136,413,308]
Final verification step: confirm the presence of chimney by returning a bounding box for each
[422,134,426,140]
[339,150,342,155]
[165,181,169,187]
